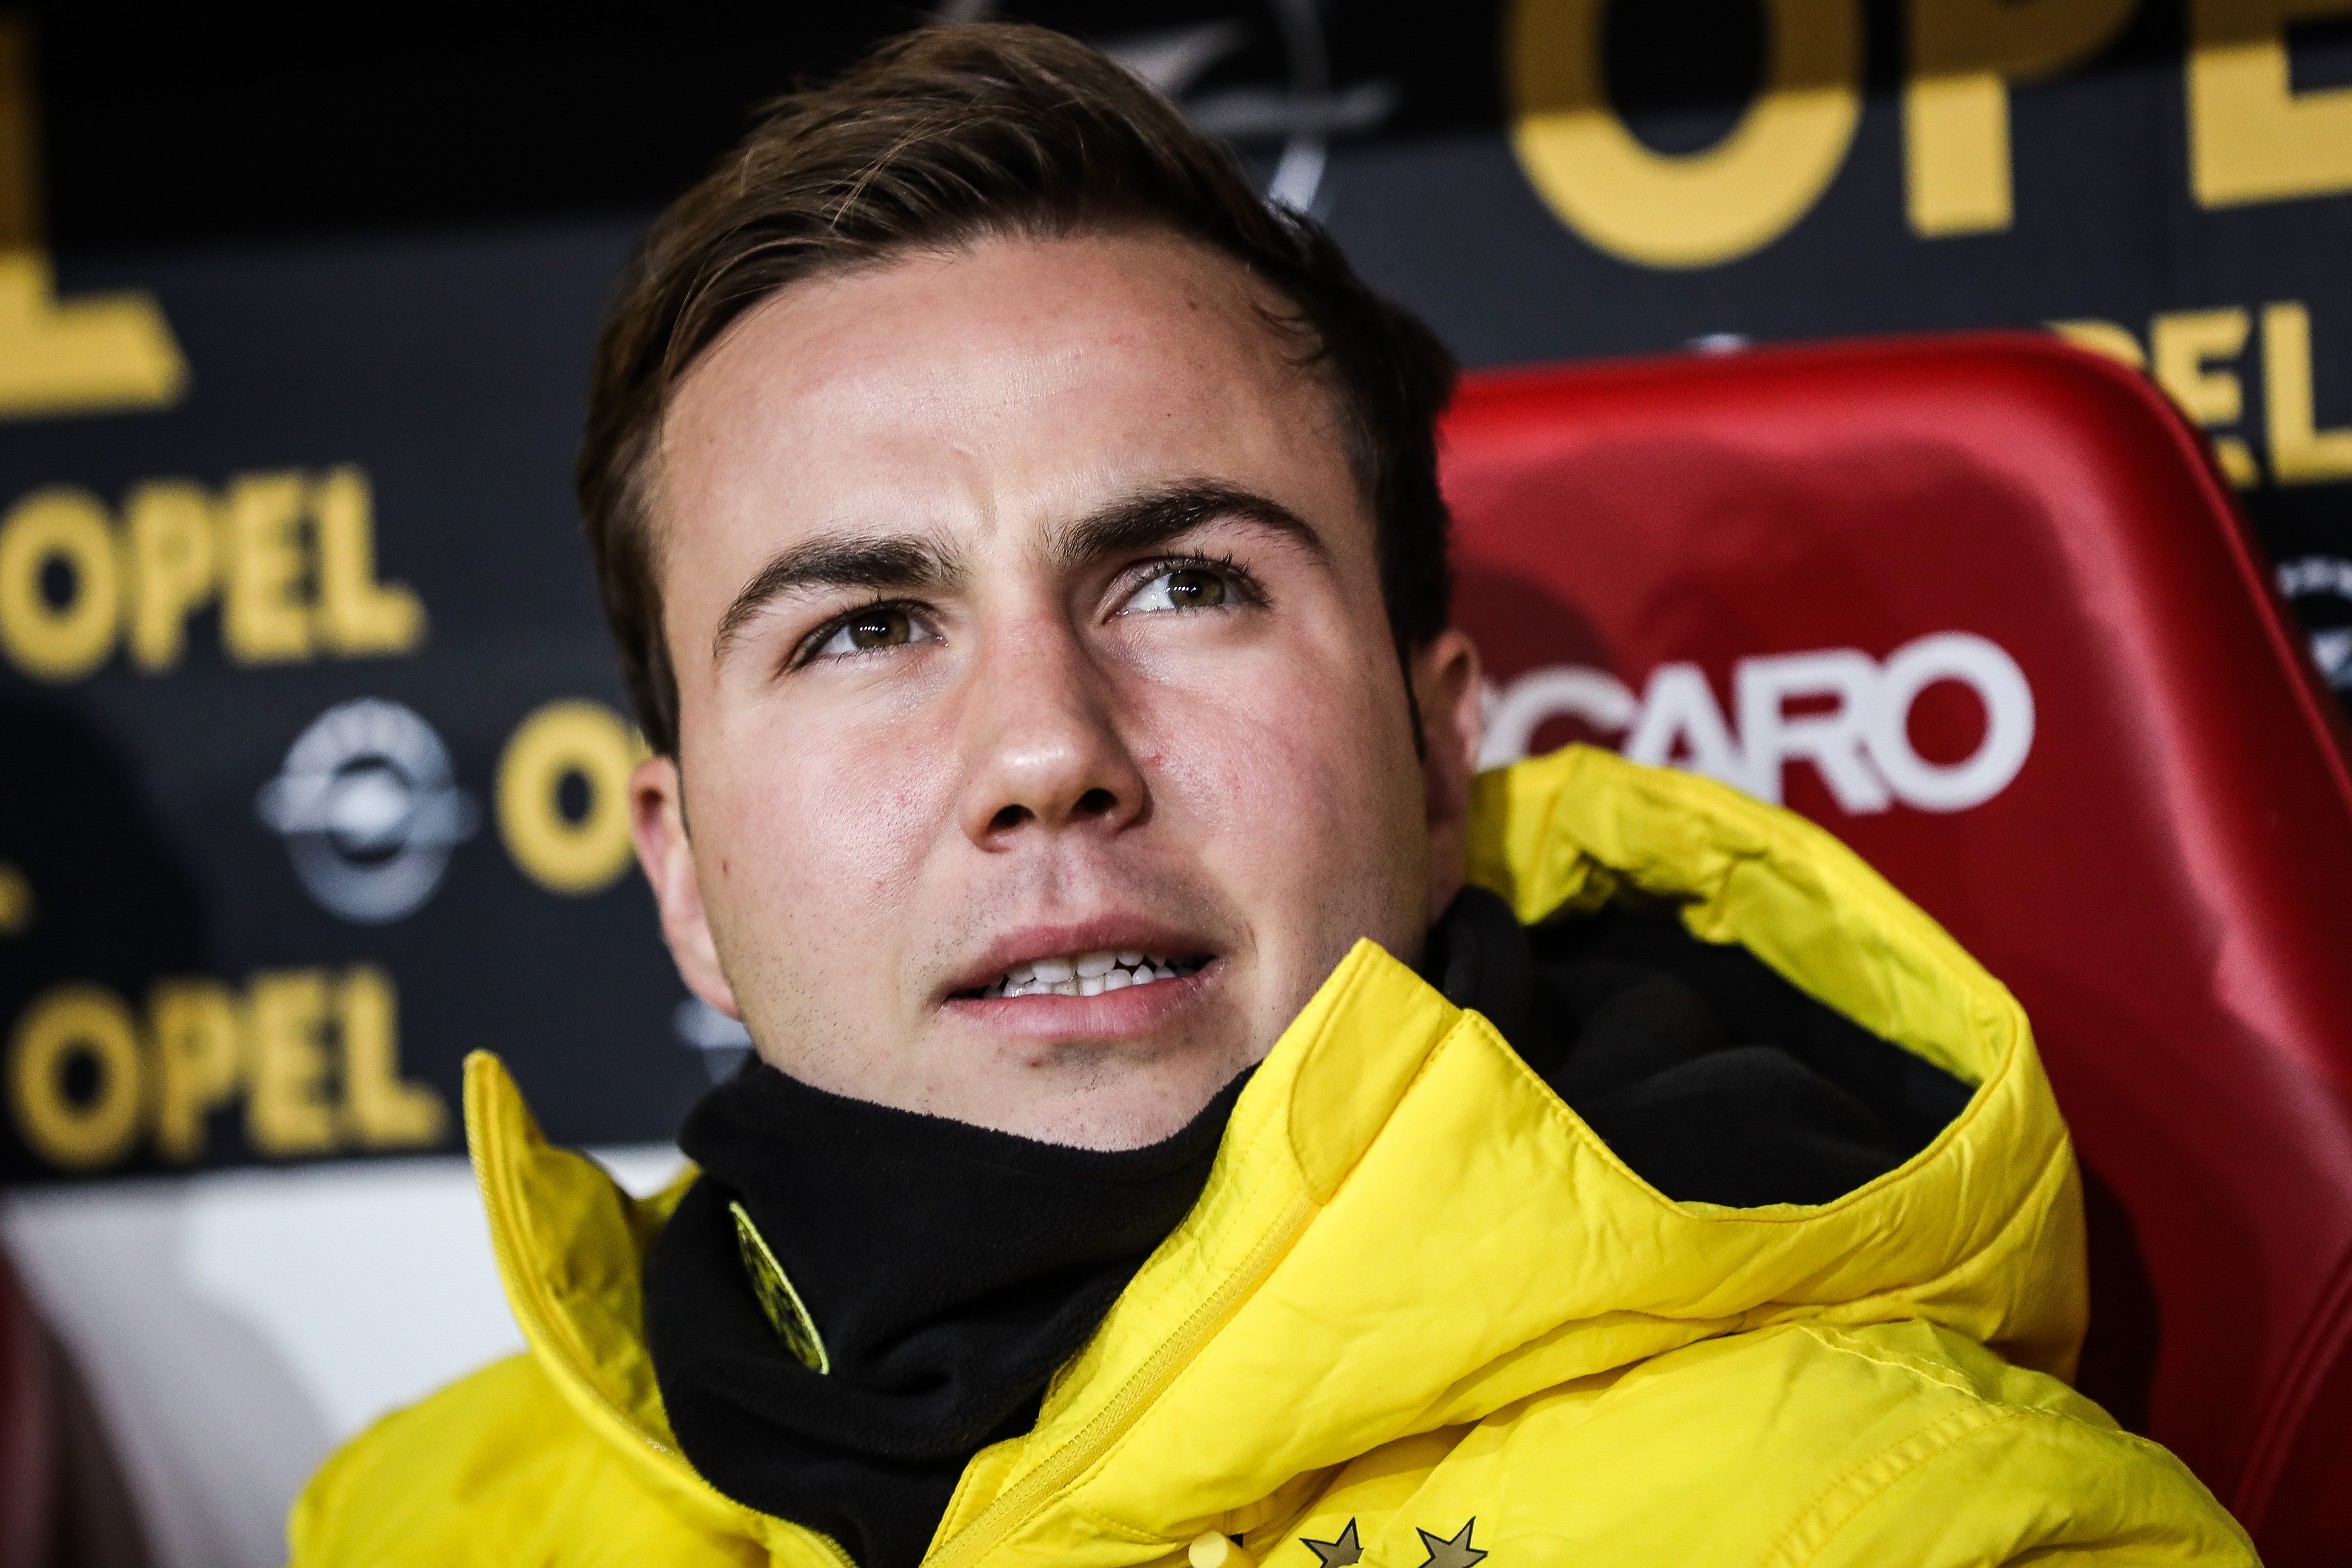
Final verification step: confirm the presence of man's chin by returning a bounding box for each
[928,964,1257,1148]
[973,1058,1254,1150]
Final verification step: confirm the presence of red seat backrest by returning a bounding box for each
[1440,333,2352,1565]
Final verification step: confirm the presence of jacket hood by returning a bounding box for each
[463,744,2087,1568]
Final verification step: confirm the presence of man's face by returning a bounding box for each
[633,231,1480,1149]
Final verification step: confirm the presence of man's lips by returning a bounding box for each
[942,920,1218,1002]
[942,957,1222,1039]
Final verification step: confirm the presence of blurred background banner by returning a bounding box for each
[4,0,2352,1185]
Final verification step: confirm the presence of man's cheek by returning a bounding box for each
[1165,704,1376,891]
[699,788,906,987]
[1145,691,1322,836]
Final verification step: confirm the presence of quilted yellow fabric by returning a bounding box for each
[288,746,2255,1567]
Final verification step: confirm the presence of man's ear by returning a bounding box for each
[1411,627,1485,922]
[630,754,743,1021]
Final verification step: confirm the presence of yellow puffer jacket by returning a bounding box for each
[289,746,2254,1567]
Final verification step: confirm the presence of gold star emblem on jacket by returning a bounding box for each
[1415,1520,1486,1568]
[1301,1519,1361,1568]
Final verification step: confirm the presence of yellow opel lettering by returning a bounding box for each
[2056,300,2352,488]
[125,480,218,672]
[246,968,338,1157]
[12,965,444,1169]
[6,464,427,676]
[0,486,120,680]
[2048,318,2149,370]
[336,966,446,1150]
[8,983,145,1171]
[149,978,245,1164]
[314,467,426,657]
[2262,300,2352,482]
[2152,307,2262,486]
[2190,0,2352,207]
[223,471,314,665]
[0,20,186,421]
[1507,0,1862,268]
[0,861,31,936]
[499,699,647,895]
[1905,0,2137,235]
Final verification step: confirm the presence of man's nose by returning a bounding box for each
[955,620,1148,848]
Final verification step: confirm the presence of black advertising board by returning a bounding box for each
[4,0,2350,1180]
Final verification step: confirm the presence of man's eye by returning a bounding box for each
[1122,566,1230,614]
[814,605,932,658]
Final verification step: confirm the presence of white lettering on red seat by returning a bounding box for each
[1479,632,2035,816]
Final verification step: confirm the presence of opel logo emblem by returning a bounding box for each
[256,698,480,923]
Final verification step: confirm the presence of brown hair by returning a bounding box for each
[578,21,1458,755]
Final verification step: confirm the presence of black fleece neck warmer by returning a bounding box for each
[645,1064,1250,1568]
[647,890,1973,1568]
[1427,885,1973,1205]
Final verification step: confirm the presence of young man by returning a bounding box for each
[291,23,2253,1568]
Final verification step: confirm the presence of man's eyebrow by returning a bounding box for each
[712,533,961,660]
[710,484,1317,661]
[1055,481,1328,570]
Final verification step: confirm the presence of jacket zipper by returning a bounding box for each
[923,1192,1316,1568]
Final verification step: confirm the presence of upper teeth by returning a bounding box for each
[984,950,1190,998]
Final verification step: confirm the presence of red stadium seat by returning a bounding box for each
[0,1246,150,1567]
[1441,333,2352,1567]
[1,1247,57,1568]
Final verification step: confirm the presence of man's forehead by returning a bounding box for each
[650,232,1348,574]
[664,233,1320,456]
